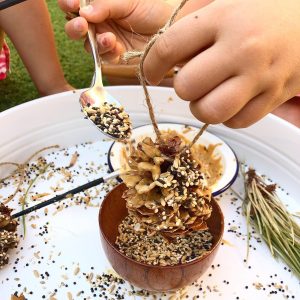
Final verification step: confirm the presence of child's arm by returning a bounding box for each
[0,0,71,95]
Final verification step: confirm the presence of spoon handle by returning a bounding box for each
[80,0,104,89]
[87,23,104,88]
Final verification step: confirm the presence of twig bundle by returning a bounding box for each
[242,168,300,278]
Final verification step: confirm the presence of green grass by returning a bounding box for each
[0,0,94,112]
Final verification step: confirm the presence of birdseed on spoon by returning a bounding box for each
[83,102,132,140]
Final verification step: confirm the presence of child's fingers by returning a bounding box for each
[96,32,117,54]
[79,0,134,23]
[65,17,88,40]
[82,29,122,63]
[223,92,277,128]
[189,76,260,124]
[143,10,216,85]
[100,42,124,64]
[58,0,80,13]
[173,44,235,101]
[85,36,124,63]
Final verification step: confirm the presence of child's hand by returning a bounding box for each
[144,0,300,128]
[58,0,173,63]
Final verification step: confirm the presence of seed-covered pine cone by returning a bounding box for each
[11,293,26,300]
[0,203,18,269]
[121,130,221,237]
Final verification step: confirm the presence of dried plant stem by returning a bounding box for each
[21,163,50,236]
[24,145,59,165]
[0,162,24,204]
[0,162,20,181]
[234,167,300,278]
[0,145,59,205]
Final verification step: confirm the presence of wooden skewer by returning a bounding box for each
[11,171,120,219]
[0,0,28,10]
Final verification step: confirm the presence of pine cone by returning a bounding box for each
[0,203,18,269]
[11,294,26,300]
[121,131,217,237]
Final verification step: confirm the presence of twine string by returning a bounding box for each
[123,0,209,145]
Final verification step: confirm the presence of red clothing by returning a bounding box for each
[0,40,10,80]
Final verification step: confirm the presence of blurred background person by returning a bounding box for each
[0,0,72,96]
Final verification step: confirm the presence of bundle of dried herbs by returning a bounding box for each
[241,168,300,278]
[121,130,222,238]
[0,203,18,268]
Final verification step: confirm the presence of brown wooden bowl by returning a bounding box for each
[99,183,224,292]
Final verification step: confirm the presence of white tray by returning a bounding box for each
[0,86,299,299]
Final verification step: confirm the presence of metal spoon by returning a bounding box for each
[79,0,132,141]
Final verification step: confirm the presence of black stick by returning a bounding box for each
[0,0,28,10]
[12,171,119,219]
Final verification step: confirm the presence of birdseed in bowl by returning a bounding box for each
[116,215,213,266]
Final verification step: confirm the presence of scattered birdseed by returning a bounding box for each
[68,152,79,168]
[116,215,213,266]
[67,291,73,300]
[62,274,69,280]
[83,102,132,140]
[83,269,186,299]
[1,141,299,299]
[31,193,50,201]
[73,266,80,276]
[33,270,39,278]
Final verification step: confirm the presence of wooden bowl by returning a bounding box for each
[99,183,224,292]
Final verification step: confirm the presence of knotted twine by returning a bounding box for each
[123,0,209,148]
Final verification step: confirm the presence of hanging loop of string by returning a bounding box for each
[123,0,209,146]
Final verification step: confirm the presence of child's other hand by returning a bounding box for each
[144,0,300,128]
[58,0,173,63]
